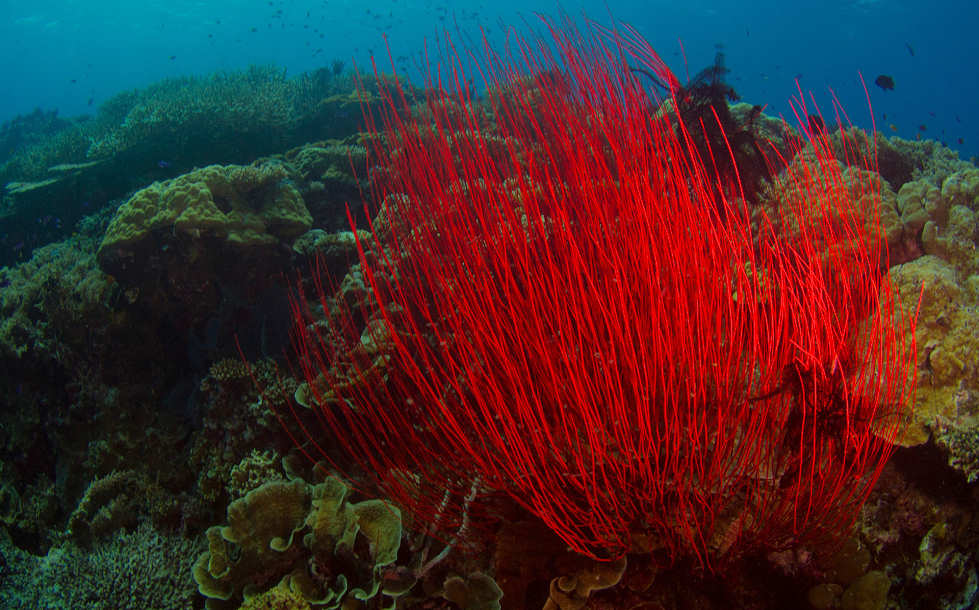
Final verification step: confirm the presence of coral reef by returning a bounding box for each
[282,139,369,232]
[888,166,979,489]
[0,225,196,549]
[190,358,296,506]
[2,17,979,610]
[0,65,391,268]
[290,19,915,571]
[0,522,202,609]
[66,470,151,546]
[96,160,310,361]
[193,474,406,609]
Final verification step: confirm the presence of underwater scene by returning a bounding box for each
[1,1,978,608]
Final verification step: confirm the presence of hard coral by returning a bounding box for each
[98,159,310,274]
[194,474,407,609]
[95,159,311,344]
[1,523,202,610]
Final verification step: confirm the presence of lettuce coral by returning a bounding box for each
[193,475,407,610]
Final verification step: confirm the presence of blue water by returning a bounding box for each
[1,0,976,158]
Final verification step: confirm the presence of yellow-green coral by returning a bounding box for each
[543,556,627,610]
[900,168,979,276]
[442,572,504,610]
[891,255,979,448]
[840,570,890,610]
[240,580,313,610]
[288,476,403,606]
[194,479,310,606]
[759,146,904,257]
[194,475,406,610]
[98,160,311,261]
[227,450,286,500]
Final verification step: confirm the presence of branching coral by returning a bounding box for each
[289,20,917,568]
[1,523,202,610]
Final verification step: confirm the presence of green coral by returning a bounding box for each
[94,159,312,338]
[899,168,979,276]
[286,140,367,194]
[1,522,202,610]
[921,170,979,275]
[66,470,145,545]
[0,235,114,359]
[87,66,301,160]
[0,482,22,525]
[442,572,504,610]
[281,138,370,232]
[98,159,311,264]
[890,254,979,467]
[194,475,406,610]
[543,556,627,610]
[840,570,890,610]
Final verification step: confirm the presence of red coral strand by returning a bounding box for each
[290,20,917,567]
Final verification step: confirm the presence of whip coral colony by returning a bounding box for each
[289,20,918,568]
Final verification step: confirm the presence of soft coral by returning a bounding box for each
[289,18,917,569]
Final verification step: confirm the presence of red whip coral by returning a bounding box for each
[289,21,918,567]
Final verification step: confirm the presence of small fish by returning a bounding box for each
[918,124,927,131]
[958,138,964,145]
[889,124,899,133]
[169,55,176,60]
[874,74,895,91]
[905,42,914,57]
[158,160,171,169]
[87,97,94,106]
